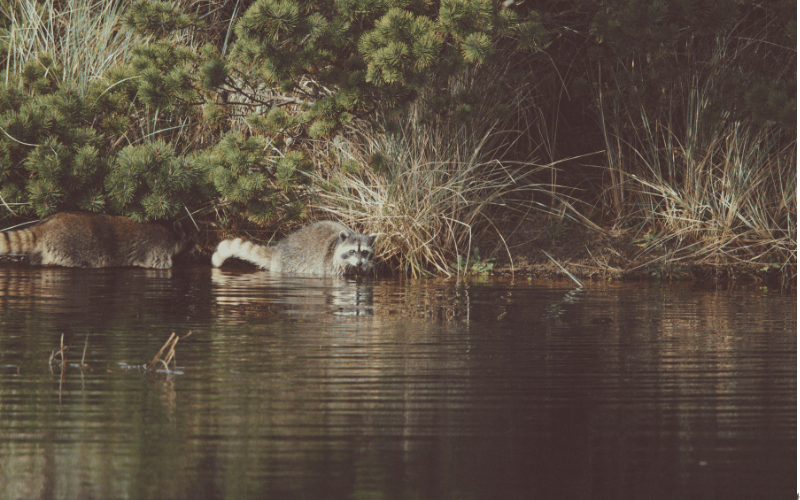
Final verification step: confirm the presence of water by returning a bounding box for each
[0,266,795,500]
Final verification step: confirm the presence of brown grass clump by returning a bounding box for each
[594,22,796,287]
[310,113,593,277]
[600,94,796,286]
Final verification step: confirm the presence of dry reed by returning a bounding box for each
[48,333,69,382]
[311,125,561,277]
[597,31,796,285]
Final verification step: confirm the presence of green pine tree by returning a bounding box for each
[106,140,204,222]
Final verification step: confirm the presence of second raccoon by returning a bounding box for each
[0,212,193,268]
[212,221,377,276]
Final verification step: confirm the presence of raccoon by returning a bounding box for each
[0,212,193,268]
[212,221,377,276]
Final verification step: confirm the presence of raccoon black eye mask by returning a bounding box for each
[212,221,378,276]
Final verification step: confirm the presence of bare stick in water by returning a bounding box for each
[542,250,584,288]
[81,334,89,368]
[147,331,193,374]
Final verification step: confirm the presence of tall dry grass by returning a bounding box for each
[598,29,796,284]
[309,100,589,277]
[306,55,605,277]
[1,0,142,96]
[627,112,795,269]
[609,98,797,280]
[312,132,540,276]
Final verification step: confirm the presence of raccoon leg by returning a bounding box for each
[212,238,273,269]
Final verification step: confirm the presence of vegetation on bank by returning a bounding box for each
[0,0,794,284]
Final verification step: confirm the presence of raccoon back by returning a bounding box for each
[0,213,191,268]
[271,221,351,274]
[212,221,376,276]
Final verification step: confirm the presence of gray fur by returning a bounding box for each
[212,221,377,276]
[0,212,192,268]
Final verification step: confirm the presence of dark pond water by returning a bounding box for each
[0,266,795,500]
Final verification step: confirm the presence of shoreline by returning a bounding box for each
[479,214,793,290]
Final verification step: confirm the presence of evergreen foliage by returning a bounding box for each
[229,0,547,136]
[124,0,195,37]
[0,0,551,224]
[0,55,109,219]
[74,0,548,226]
[204,131,309,227]
[106,139,204,222]
[0,51,208,221]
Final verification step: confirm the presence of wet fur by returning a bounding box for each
[0,212,192,268]
[212,221,377,276]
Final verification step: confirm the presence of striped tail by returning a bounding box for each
[211,238,272,269]
[0,228,37,255]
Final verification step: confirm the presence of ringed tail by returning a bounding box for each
[212,238,271,269]
[0,228,37,255]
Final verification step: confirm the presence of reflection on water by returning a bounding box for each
[211,269,376,318]
[0,266,795,500]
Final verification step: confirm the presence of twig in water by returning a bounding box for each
[59,334,68,382]
[147,331,193,375]
[542,250,584,288]
[48,334,70,401]
[148,333,176,374]
[49,333,70,381]
[81,334,89,367]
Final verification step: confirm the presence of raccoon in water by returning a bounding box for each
[212,221,377,276]
[0,212,193,268]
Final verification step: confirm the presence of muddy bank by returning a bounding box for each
[481,213,793,290]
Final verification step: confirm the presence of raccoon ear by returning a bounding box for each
[173,221,185,237]
[339,230,349,242]
[367,233,378,246]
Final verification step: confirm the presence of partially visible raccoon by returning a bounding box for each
[0,212,193,268]
[212,221,377,276]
